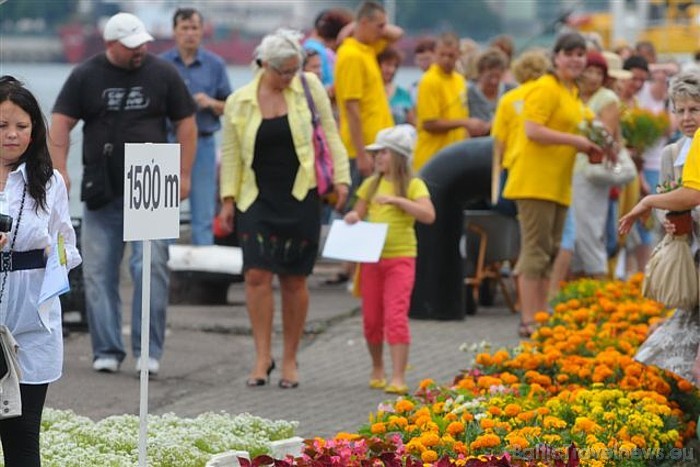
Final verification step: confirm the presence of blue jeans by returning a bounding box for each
[82,198,171,362]
[189,135,217,245]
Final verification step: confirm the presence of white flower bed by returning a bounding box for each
[0,408,299,467]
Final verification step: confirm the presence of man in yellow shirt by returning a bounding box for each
[414,32,489,172]
[335,1,402,180]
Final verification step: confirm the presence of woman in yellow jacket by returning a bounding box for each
[502,32,602,337]
[218,29,350,389]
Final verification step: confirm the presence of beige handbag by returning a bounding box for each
[0,324,22,419]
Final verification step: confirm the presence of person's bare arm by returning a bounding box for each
[345,99,372,177]
[193,92,226,116]
[48,113,79,192]
[619,187,700,234]
[173,115,197,200]
[344,198,368,224]
[382,23,404,43]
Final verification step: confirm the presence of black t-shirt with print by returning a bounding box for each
[53,53,196,196]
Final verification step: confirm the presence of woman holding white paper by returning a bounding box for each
[344,124,435,395]
[0,76,81,467]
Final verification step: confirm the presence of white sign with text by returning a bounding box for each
[123,143,180,241]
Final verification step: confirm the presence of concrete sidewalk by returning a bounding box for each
[48,264,521,439]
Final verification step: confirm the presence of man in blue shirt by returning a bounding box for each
[161,7,232,245]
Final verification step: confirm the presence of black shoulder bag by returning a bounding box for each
[80,84,130,210]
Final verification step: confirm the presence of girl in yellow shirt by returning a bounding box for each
[344,125,435,395]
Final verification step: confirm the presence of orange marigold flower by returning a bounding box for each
[487,406,503,416]
[334,432,360,441]
[500,372,519,384]
[504,403,522,417]
[370,422,386,434]
[534,311,550,323]
[506,435,529,450]
[447,421,465,435]
[677,379,695,392]
[517,410,536,423]
[395,399,415,413]
[480,418,496,430]
[476,353,493,366]
[421,449,439,463]
[418,378,435,390]
[470,433,501,451]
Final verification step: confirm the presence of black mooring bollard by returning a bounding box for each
[410,137,492,320]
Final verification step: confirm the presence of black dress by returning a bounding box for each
[236,115,320,275]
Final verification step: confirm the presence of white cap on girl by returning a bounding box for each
[365,124,416,160]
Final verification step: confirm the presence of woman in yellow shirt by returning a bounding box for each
[218,29,350,389]
[502,32,602,337]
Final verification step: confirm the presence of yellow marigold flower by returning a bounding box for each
[573,417,600,434]
[388,415,408,428]
[406,439,425,453]
[421,450,439,463]
[496,421,512,432]
[447,421,465,435]
[543,416,567,430]
[395,399,414,413]
[630,435,646,448]
[370,422,386,434]
[504,403,522,417]
[431,402,444,414]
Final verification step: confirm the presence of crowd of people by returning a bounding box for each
[1,2,700,463]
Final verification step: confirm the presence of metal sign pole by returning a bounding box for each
[138,239,151,466]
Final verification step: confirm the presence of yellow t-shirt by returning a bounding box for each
[681,129,700,190]
[357,176,431,258]
[491,82,535,170]
[414,64,468,171]
[502,74,591,206]
[335,37,394,158]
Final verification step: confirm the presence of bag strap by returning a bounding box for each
[0,185,26,325]
[299,73,321,128]
[103,76,133,157]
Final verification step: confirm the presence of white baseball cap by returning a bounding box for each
[365,124,416,160]
[103,13,154,49]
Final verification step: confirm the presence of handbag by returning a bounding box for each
[581,146,637,187]
[642,233,699,310]
[300,73,334,196]
[80,83,131,210]
[0,185,28,420]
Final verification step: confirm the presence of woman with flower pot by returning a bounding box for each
[620,70,700,384]
[502,32,603,338]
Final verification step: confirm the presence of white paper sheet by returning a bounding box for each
[321,219,388,263]
[38,237,70,330]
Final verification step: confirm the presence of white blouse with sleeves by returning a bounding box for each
[0,165,81,384]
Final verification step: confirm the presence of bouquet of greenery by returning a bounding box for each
[621,107,670,153]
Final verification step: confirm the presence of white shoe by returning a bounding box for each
[135,357,160,375]
[93,357,120,373]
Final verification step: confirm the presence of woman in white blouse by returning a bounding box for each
[0,76,81,466]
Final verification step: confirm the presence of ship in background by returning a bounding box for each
[58,0,321,64]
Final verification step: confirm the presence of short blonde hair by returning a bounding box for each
[511,48,550,84]
[254,29,304,70]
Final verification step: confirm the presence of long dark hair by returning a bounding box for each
[0,76,53,212]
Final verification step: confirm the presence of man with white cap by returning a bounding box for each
[49,12,197,375]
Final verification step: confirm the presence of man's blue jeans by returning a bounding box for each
[82,197,171,362]
[189,135,217,245]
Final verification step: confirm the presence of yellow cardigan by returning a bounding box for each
[219,71,350,212]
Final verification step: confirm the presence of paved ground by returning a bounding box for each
[48,260,521,439]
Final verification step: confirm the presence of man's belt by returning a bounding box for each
[0,249,46,272]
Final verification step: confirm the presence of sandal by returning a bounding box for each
[385,384,409,395]
[518,321,538,338]
[323,273,349,285]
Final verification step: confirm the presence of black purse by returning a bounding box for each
[80,86,130,210]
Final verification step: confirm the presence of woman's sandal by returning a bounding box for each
[518,321,538,338]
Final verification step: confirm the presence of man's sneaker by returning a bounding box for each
[135,357,160,375]
[92,357,120,373]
